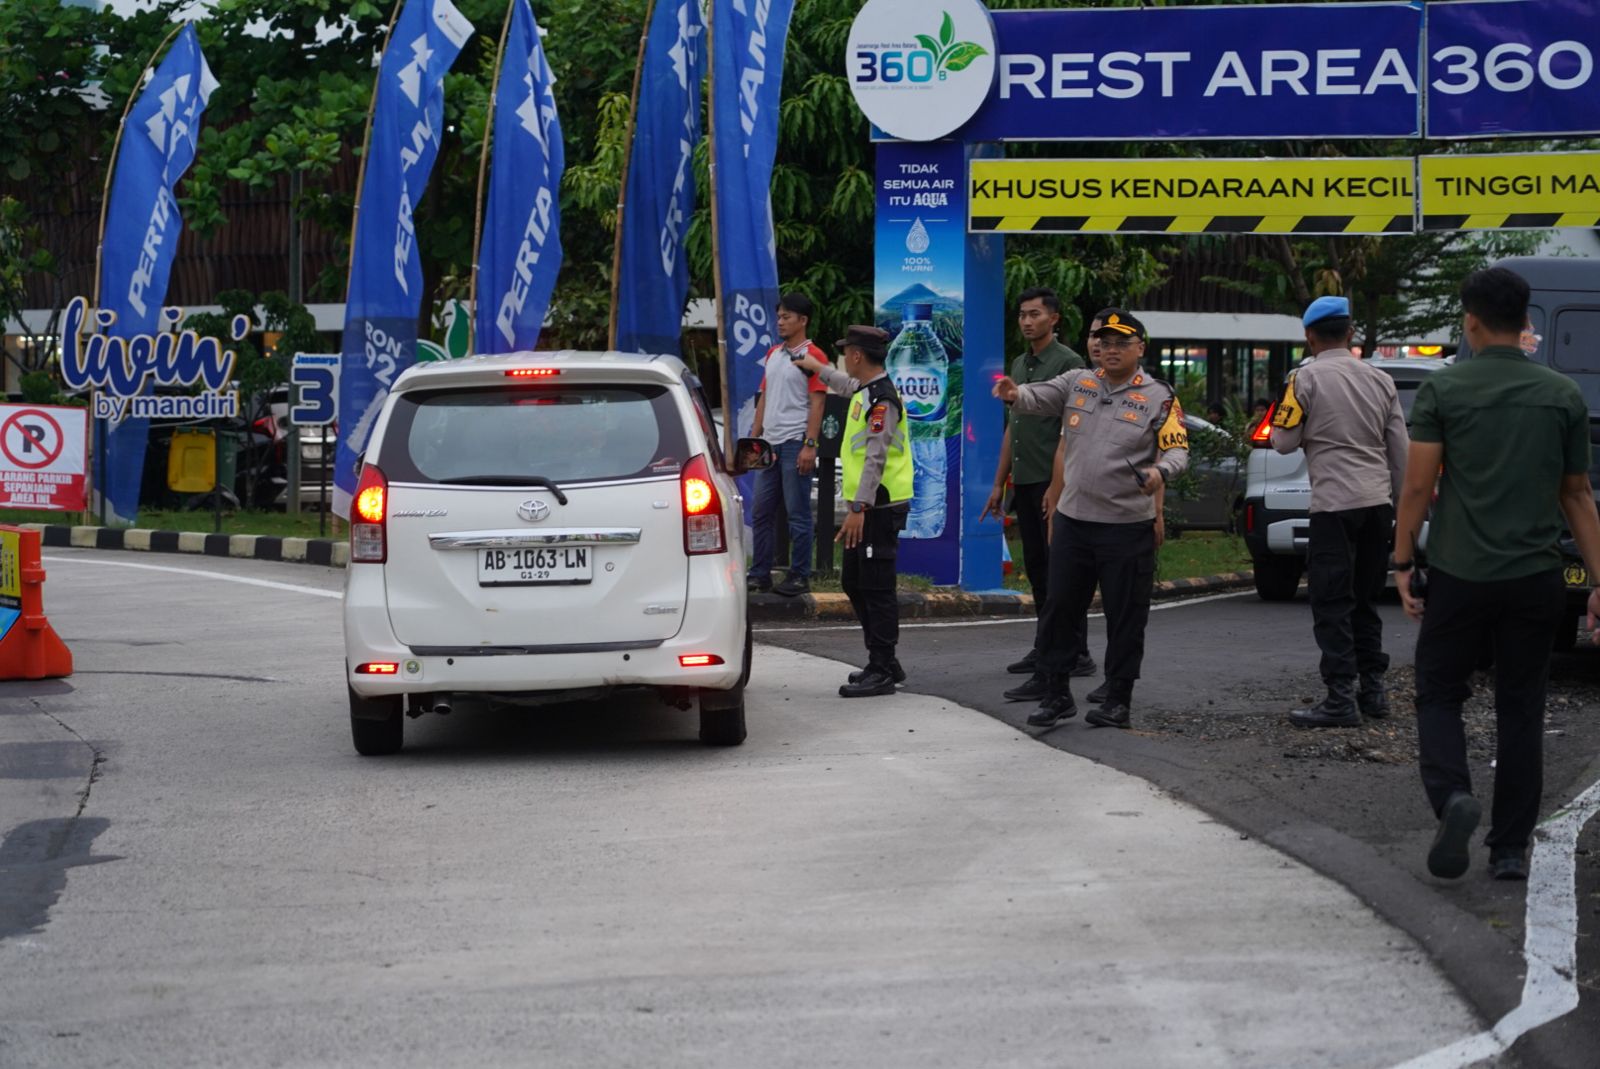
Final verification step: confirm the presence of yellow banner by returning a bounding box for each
[0,529,18,604]
[1419,153,1600,231]
[969,158,1416,234]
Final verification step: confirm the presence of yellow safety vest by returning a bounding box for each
[842,378,915,505]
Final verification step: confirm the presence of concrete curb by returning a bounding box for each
[752,570,1255,621]
[20,522,1253,619]
[23,523,349,567]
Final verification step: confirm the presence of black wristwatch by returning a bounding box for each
[848,501,868,514]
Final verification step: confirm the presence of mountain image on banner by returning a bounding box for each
[877,283,961,322]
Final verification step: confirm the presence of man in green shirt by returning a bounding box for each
[1395,267,1600,882]
[979,288,1086,688]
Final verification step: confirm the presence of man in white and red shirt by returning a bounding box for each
[749,293,829,597]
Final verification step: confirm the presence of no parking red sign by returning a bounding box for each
[0,404,88,511]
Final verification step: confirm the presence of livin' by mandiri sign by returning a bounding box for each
[58,295,243,422]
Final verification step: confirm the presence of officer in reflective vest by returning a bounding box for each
[795,326,914,697]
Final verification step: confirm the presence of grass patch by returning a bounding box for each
[0,508,340,539]
[995,529,1249,592]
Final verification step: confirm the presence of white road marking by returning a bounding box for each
[1389,777,1600,1069]
[755,589,1252,633]
[42,555,343,600]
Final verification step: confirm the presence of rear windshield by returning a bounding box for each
[379,384,689,485]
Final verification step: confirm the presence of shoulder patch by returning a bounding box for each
[1158,398,1188,451]
[1272,373,1304,429]
[868,402,889,433]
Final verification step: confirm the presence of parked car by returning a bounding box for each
[1170,413,1241,532]
[1239,356,1445,601]
[342,351,751,755]
[265,386,336,510]
[1463,256,1600,649]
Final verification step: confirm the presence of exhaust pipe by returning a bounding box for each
[430,694,453,716]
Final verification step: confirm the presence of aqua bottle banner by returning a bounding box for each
[874,141,966,585]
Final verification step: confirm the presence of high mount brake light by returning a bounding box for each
[681,455,726,555]
[505,368,560,378]
[351,464,388,563]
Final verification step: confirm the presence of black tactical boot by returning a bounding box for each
[848,658,906,686]
[1289,678,1361,728]
[1026,676,1077,727]
[1086,681,1110,704]
[840,663,897,698]
[1358,672,1390,719]
[1086,683,1132,728]
[1004,673,1049,702]
[1006,648,1039,675]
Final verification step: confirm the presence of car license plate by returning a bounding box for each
[478,547,592,586]
[1565,564,1588,588]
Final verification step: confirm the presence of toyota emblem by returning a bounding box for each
[517,499,551,523]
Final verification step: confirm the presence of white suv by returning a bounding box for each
[342,352,750,755]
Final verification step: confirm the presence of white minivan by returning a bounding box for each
[342,352,751,755]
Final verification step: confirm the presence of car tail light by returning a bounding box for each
[681,454,726,555]
[351,464,388,563]
[678,654,725,667]
[355,662,399,674]
[1244,503,1257,534]
[505,368,560,378]
[253,415,277,440]
[1250,404,1276,447]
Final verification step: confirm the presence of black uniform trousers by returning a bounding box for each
[1306,504,1393,683]
[1012,481,1051,638]
[1415,567,1563,853]
[1037,514,1157,699]
[841,506,905,666]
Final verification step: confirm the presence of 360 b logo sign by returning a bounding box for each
[847,0,998,143]
[854,11,989,85]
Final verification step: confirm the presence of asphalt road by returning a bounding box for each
[759,589,1600,1069]
[0,550,1526,1067]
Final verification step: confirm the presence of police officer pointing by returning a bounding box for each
[795,327,914,698]
[993,311,1189,729]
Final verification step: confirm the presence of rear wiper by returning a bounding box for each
[436,475,568,504]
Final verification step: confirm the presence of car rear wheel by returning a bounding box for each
[349,687,404,756]
[1252,555,1303,602]
[699,686,747,746]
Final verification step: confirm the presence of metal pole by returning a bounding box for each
[286,168,303,515]
[608,0,656,352]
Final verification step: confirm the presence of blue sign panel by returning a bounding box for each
[958,2,1423,142]
[1426,0,1600,138]
[290,354,341,427]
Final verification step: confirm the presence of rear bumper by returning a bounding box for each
[1241,498,1308,559]
[343,556,747,697]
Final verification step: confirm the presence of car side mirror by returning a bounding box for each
[733,437,776,474]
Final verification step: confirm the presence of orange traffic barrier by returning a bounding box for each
[0,525,72,681]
